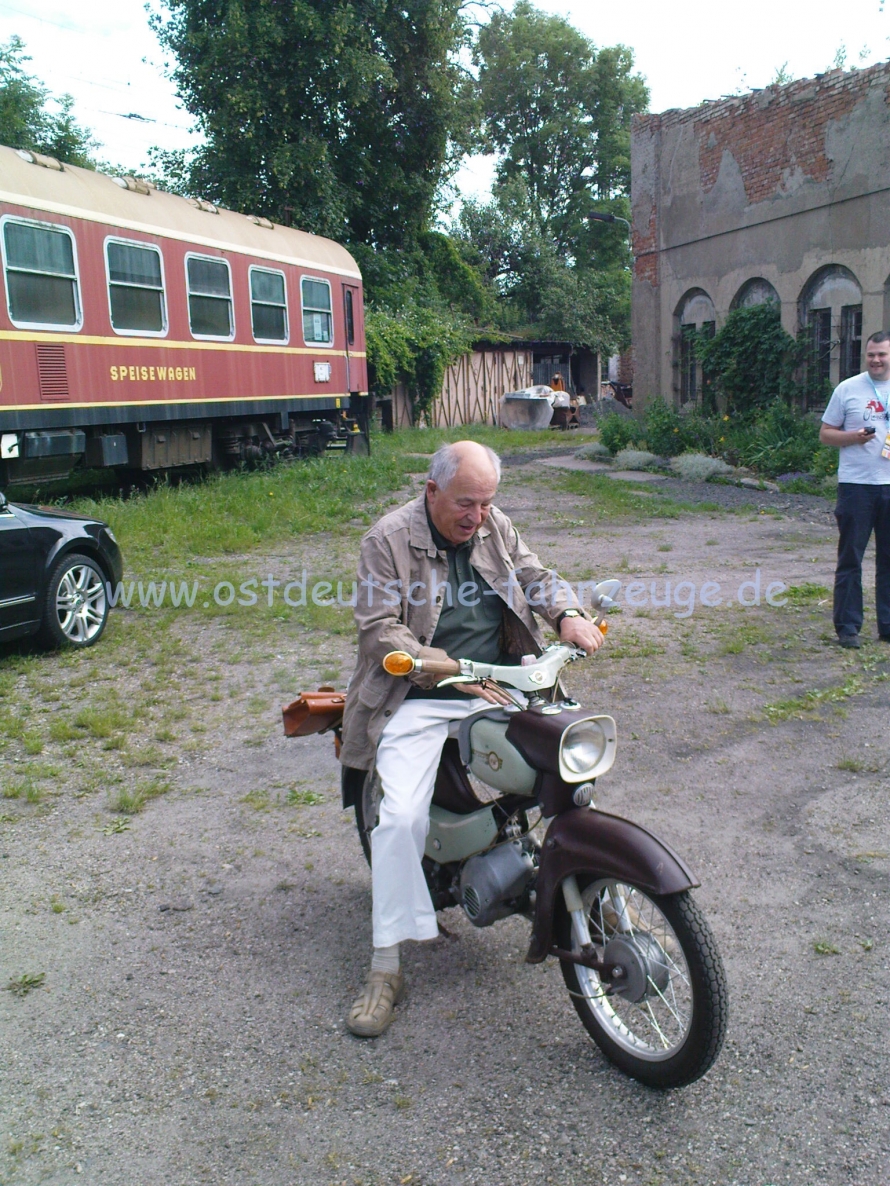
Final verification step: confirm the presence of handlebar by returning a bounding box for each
[382,643,586,692]
[381,578,619,690]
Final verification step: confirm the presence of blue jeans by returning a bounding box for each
[833,483,890,637]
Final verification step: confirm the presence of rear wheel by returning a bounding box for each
[556,879,727,1088]
[355,766,383,865]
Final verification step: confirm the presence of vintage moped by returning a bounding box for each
[328,580,728,1088]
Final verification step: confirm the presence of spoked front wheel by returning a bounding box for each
[557,879,727,1088]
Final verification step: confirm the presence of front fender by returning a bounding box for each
[526,808,699,963]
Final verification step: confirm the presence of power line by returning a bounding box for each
[0,2,93,33]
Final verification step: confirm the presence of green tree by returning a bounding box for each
[474,2,647,255]
[0,36,96,167]
[453,3,648,352]
[152,0,473,248]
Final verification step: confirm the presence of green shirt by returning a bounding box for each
[406,505,506,700]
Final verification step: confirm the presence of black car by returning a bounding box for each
[0,491,123,648]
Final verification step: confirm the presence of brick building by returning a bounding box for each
[631,61,890,409]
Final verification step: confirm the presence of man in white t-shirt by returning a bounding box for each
[820,331,890,648]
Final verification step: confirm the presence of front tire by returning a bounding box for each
[38,553,109,649]
[556,879,727,1088]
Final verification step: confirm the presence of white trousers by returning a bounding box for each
[371,696,488,948]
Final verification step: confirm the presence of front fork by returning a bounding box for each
[562,874,593,949]
[559,874,636,989]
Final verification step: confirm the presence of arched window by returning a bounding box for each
[798,266,862,391]
[731,278,779,310]
[674,289,716,405]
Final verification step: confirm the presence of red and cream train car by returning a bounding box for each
[0,144,369,486]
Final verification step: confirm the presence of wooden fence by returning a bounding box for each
[390,348,534,428]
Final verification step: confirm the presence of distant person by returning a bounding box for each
[819,330,890,648]
[550,373,566,392]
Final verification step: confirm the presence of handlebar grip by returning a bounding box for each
[417,658,461,675]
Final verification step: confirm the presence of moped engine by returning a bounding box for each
[459,839,535,927]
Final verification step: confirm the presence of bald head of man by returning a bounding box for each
[425,441,500,546]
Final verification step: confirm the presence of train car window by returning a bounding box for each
[1,216,82,330]
[105,239,167,335]
[301,277,333,345]
[344,288,355,346]
[249,267,288,343]
[185,254,234,340]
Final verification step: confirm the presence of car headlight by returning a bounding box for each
[558,716,617,781]
[103,528,118,545]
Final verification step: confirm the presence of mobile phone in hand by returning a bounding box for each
[864,426,877,435]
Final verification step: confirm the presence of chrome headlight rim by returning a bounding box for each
[558,715,616,782]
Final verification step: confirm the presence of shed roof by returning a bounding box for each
[0,145,361,279]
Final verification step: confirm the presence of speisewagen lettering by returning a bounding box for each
[109,365,198,381]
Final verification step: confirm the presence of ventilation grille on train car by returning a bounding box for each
[35,344,69,401]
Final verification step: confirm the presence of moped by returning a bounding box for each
[297,581,727,1088]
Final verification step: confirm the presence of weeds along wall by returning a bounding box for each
[631,61,890,409]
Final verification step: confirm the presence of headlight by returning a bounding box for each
[103,528,118,544]
[558,716,617,781]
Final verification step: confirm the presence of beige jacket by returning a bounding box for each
[339,492,590,770]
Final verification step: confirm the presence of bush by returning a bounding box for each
[613,449,660,471]
[598,412,640,455]
[576,441,611,460]
[726,400,822,477]
[641,397,685,456]
[811,444,838,478]
[670,453,734,481]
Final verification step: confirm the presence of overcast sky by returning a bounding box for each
[3,0,889,198]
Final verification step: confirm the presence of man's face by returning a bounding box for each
[866,340,890,381]
[426,465,498,546]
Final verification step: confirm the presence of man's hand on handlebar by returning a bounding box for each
[456,680,518,706]
[559,614,604,653]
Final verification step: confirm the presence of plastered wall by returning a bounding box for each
[631,62,890,407]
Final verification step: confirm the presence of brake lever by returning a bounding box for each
[435,675,526,709]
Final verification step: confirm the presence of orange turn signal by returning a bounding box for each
[382,651,416,676]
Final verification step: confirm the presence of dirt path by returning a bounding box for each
[1,457,889,1186]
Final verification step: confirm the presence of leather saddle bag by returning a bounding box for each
[282,686,346,737]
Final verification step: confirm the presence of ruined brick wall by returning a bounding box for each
[635,63,890,210]
[630,61,890,406]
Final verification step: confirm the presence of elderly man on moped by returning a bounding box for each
[339,440,603,1037]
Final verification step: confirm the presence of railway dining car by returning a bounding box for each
[0,144,369,487]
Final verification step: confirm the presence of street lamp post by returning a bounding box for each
[588,211,632,232]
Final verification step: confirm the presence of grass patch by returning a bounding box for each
[241,789,271,811]
[836,756,882,773]
[5,972,45,997]
[813,940,840,956]
[49,720,82,743]
[529,471,703,521]
[602,630,665,660]
[73,707,133,739]
[108,777,172,814]
[763,676,866,723]
[286,786,325,807]
[783,583,830,606]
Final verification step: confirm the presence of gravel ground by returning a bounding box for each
[2,455,889,1186]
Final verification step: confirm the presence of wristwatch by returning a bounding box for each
[555,608,583,628]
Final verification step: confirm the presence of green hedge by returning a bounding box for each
[598,397,834,480]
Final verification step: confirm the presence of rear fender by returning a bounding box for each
[526,808,699,963]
